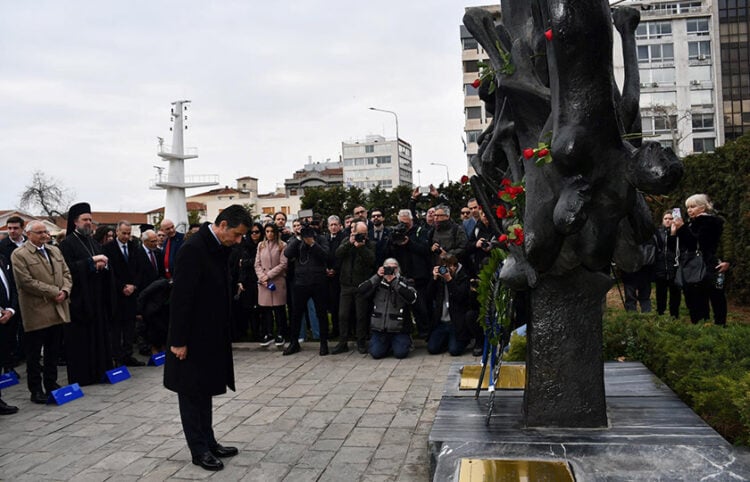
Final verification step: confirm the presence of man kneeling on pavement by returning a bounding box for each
[358,258,417,359]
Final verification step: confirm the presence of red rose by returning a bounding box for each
[460,174,469,184]
[544,29,553,41]
[513,227,524,245]
[537,148,550,157]
[498,234,508,243]
[472,78,481,89]
[501,178,512,187]
[509,186,524,196]
[496,205,508,219]
[523,148,535,159]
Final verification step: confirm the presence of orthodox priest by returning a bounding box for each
[59,202,113,386]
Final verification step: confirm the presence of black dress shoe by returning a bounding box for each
[192,451,224,471]
[472,345,483,357]
[331,342,349,354]
[210,444,239,458]
[30,390,48,404]
[0,399,18,415]
[282,341,300,356]
[123,356,145,367]
[319,340,329,356]
[357,341,367,354]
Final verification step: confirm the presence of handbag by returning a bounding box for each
[674,238,708,287]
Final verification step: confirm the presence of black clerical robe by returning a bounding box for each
[59,232,114,385]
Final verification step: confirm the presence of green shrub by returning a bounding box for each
[602,311,750,445]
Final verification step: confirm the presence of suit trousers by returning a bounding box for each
[338,285,370,344]
[25,324,63,392]
[110,303,136,361]
[178,392,217,457]
[0,315,18,369]
[289,284,328,343]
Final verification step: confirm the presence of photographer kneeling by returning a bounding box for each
[427,254,471,356]
[358,259,417,359]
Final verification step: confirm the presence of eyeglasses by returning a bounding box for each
[30,230,50,235]
[371,214,383,218]
[461,211,470,215]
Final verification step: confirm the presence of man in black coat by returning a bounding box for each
[59,202,113,386]
[0,254,19,414]
[163,205,252,472]
[325,215,345,339]
[102,221,144,367]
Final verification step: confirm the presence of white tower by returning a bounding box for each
[153,100,218,232]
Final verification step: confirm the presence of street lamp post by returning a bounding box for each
[430,162,450,184]
[368,107,399,142]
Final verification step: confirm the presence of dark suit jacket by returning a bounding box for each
[140,246,165,290]
[164,223,234,396]
[0,255,18,314]
[368,226,392,267]
[102,240,142,320]
[0,237,25,266]
[162,232,185,277]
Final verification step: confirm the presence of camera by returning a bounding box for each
[383,266,395,276]
[480,240,490,249]
[391,223,408,244]
[354,232,366,243]
[438,265,449,275]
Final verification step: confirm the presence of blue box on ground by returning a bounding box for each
[0,371,19,389]
[50,383,84,405]
[105,366,131,384]
[148,352,166,366]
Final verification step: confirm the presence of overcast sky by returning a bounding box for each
[0,1,484,214]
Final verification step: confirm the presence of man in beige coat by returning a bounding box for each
[11,221,72,404]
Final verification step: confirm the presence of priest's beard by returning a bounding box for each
[76,226,93,237]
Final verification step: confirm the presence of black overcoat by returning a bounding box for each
[163,223,235,395]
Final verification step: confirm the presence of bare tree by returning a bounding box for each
[19,171,74,220]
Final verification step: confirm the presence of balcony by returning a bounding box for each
[150,174,219,190]
[157,144,199,161]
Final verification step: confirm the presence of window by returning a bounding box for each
[463,60,479,73]
[642,115,677,134]
[365,145,374,153]
[463,38,478,50]
[636,21,672,39]
[688,41,711,60]
[690,89,713,106]
[637,44,674,63]
[642,91,677,106]
[465,83,479,96]
[689,65,712,83]
[686,18,710,35]
[466,130,482,144]
[466,107,482,120]
[281,206,290,214]
[640,67,676,85]
[692,114,714,131]
[693,138,715,152]
[262,207,274,215]
[289,189,298,196]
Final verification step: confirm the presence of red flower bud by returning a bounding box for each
[496,205,508,219]
[498,234,508,243]
[501,178,512,187]
[537,148,550,157]
[460,174,469,184]
[523,148,535,159]
[544,29,553,41]
[472,78,481,89]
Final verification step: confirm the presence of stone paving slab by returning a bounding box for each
[0,340,475,480]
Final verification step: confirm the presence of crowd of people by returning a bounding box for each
[0,188,732,420]
[620,193,731,325]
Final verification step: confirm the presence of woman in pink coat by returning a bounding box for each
[254,224,288,347]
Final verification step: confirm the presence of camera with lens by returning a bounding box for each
[300,220,316,238]
[480,239,490,249]
[438,265,449,275]
[354,232,366,243]
[383,266,395,276]
[391,223,408,244]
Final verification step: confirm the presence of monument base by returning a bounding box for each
[429,362,750,481]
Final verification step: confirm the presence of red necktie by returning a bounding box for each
[164,238,172,278]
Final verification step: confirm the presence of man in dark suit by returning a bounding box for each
[139,229,164,288]
[0,254,19,414]
[368,208,392,267]
[164,205,252,472]
[325,215,345,339]
[0,215,26,374]
[102,221,144,367]
[159,218,184,279]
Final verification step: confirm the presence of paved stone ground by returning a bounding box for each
[0,341,475,481]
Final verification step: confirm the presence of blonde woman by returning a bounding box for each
[671,194,727,324]
[254,224,288,346]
